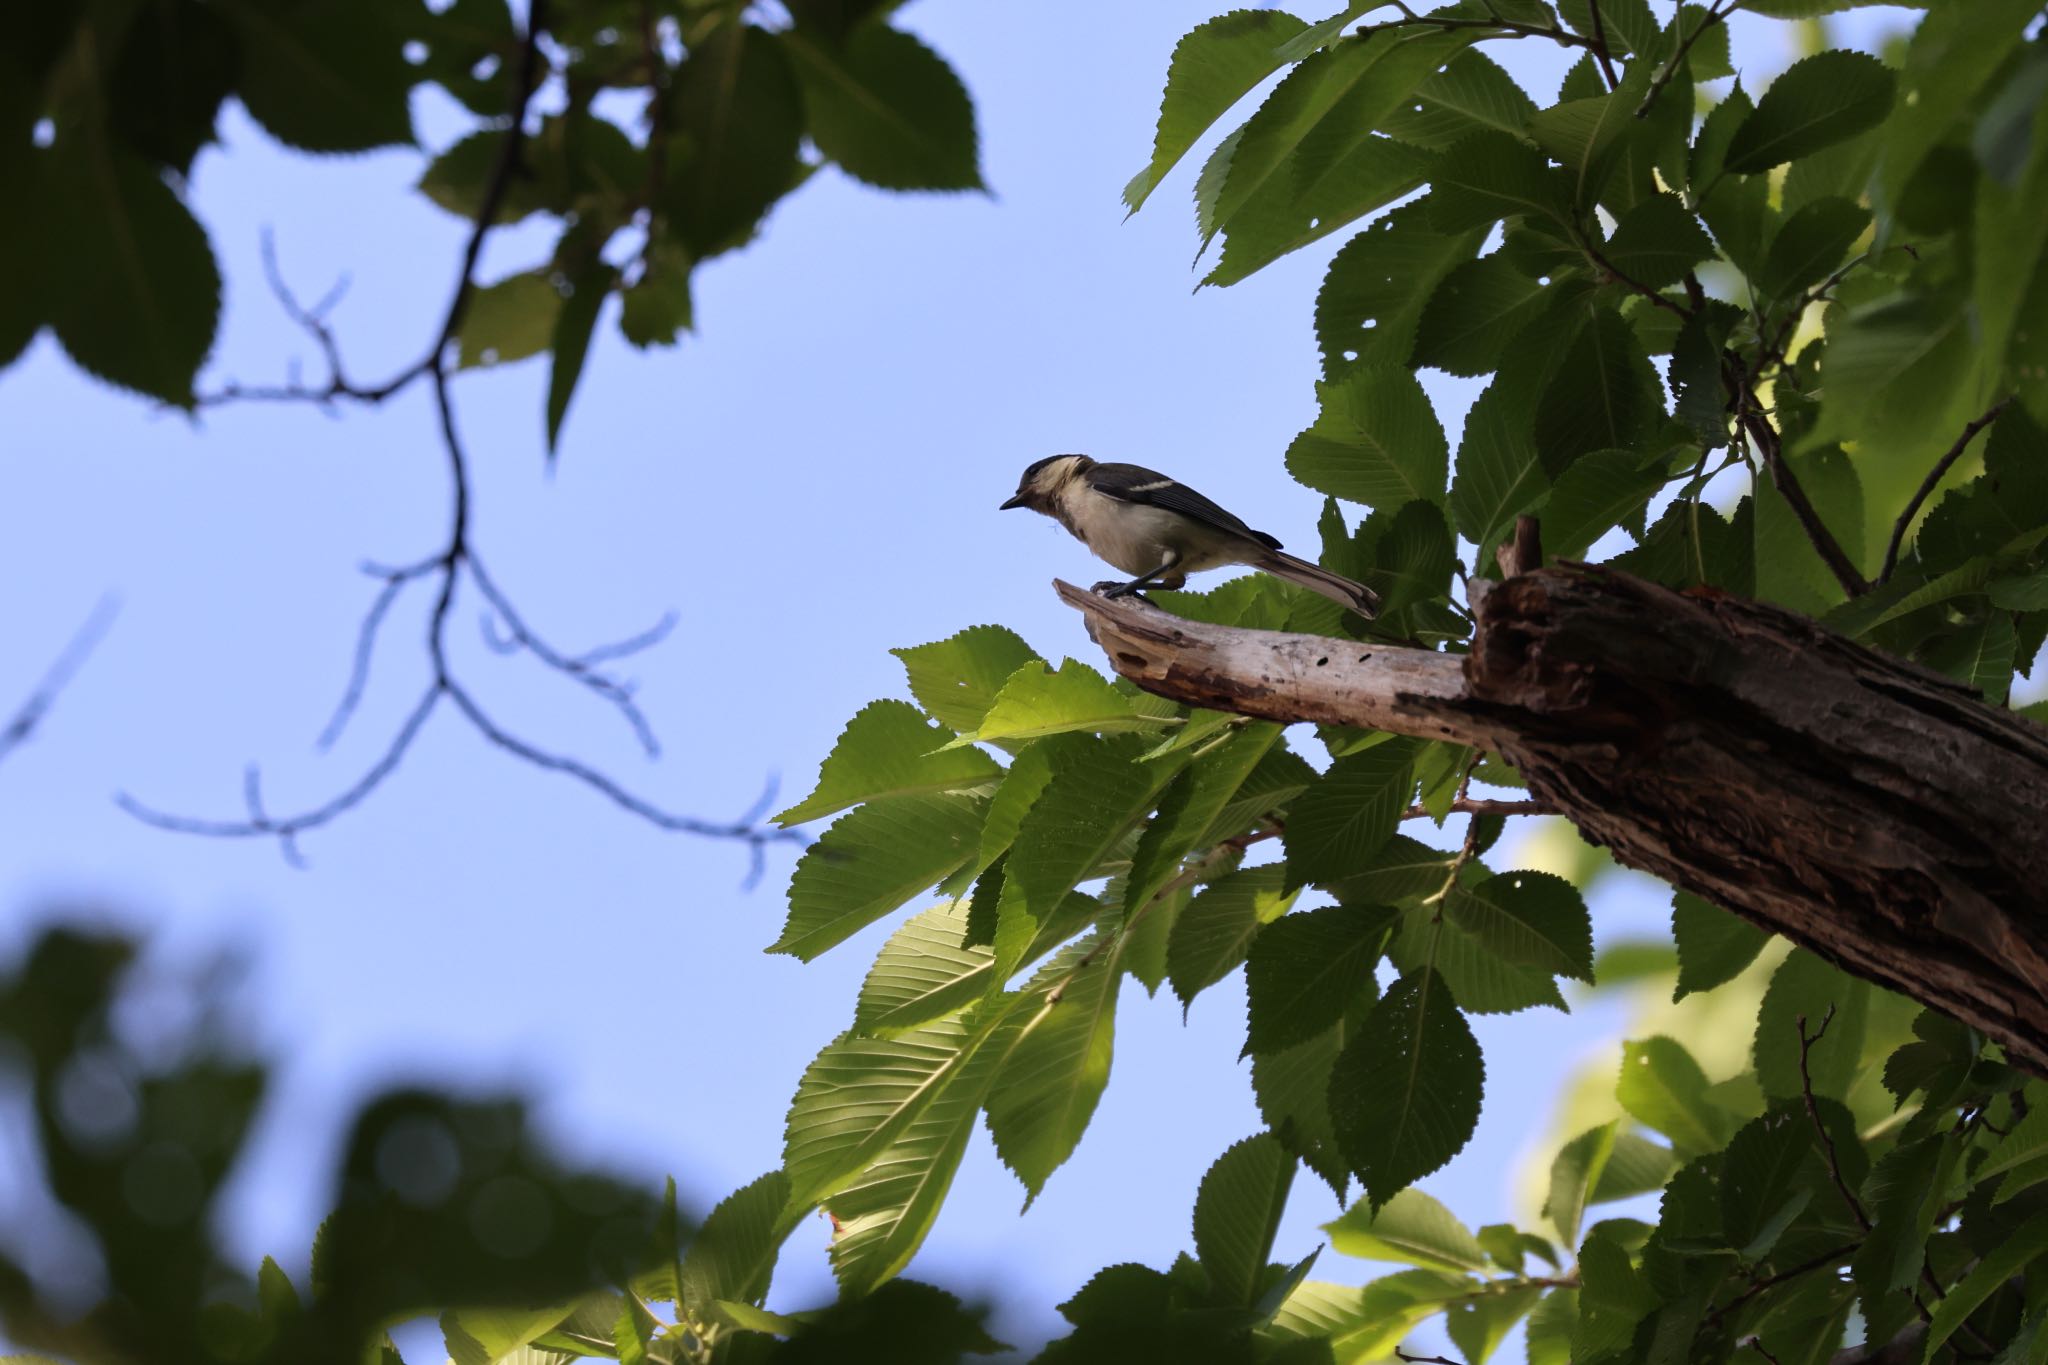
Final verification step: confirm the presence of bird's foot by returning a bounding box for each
[1094,580,1149,600]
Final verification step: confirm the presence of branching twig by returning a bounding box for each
[1395,1349,1464,1365]
[1637,0,1738,118]
[1582,0,1620,89]
[1706,1240,1863,1327]
[1796,1007,1872,1231]
[1400,797,1550,822]
[1875,396,2014,588]
[0,596,119,769]
[121,0,798,872]
[1359,0,1600,51]
[1725,358,1870,596]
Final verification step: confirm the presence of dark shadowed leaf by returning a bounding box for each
[663,21,804,256]
[782,24,981,191]
[1169,865,1300,1010]
[110,0,241,173]
[1602,194,1715,291]
[1759,197,1870,300]
[1330,969,1483,1209]
[1193,1133,1296,1306]
[1317,204,1489,380]
[1723,50,1895,175]
[1287,368,1449,510]
[1282,740,1419,888]
[546,259,614,455]
[1244,904,1397,1057]
[224,0,416,152]
[46,144,220,405]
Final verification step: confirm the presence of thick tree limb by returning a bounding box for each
[1059,570,2048,1076]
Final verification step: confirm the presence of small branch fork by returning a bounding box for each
[124,0,801,878]
[1877,395,2015,587]
[0,596,119,769]
[1358,0,1604,52]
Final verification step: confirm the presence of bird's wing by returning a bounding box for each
[1084,463,1282,550]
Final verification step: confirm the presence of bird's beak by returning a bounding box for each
[1000,494,1028,511]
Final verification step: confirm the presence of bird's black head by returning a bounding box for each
[1001,454,1093,511]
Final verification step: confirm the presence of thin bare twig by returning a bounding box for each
[0,596,119,768]
[1726,359,1869,596]
[1875,396,2014,588]
[121,0,796,871]
[467,556,665,757]
[1400,797,1550,822]
[1395,1349,1464,1365]
[1706,1239,1863,1327]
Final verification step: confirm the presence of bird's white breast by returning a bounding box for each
[1053,482,1246,576]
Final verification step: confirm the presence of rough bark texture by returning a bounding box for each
[1060,570,2048,1077]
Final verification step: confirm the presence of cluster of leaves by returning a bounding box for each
[0,0,979,447]
[692,0,2048,1360]
[0,922,1006,1365]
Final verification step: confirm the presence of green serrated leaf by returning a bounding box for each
[1282,739,1419,888]
[1317,203,1489,379]
[1759,197,1870,300]
[1412,253,1559,378]
[679,1171,796,1316]
[825,1006,1020,1295]
[892,626,1040,734]
[1543,1121,1616,1246]
[1330,968,1484,1209]
[950,659,1169,747]
[662,21,803,257]
[1671,892,1770,1000]
[1244,904,1397,1056]
[1169,864,1300,1009]
[1542,448,1668,559]
[1123,8,1312,214]
[1442,869,1592,983]
[1603,193,1716,290]
[1429,129,1573,232]
[781,24,980,191]
[778,700,1000,826]
[1723,50,1896,176]
[1205,31,1470,257]
[1325,1186,1489,1271]
[1286,366,1451,510]
[1379,49,1539,150]
[225,0,415,152]
[984,940,1122,1204]
[1193,1133,1297,1306]
[771,793,986,961]
[1753,949,1869,1101]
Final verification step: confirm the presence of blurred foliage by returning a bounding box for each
[0,923,1001,1364]
[0,0,981,445]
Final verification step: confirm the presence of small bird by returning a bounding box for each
[1001,454,1379,616]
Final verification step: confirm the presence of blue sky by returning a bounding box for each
[0,2,1910,1353]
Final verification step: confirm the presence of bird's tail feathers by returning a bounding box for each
[1256,550,1381,618]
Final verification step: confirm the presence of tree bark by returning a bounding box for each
[1056,569,2048,1077]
